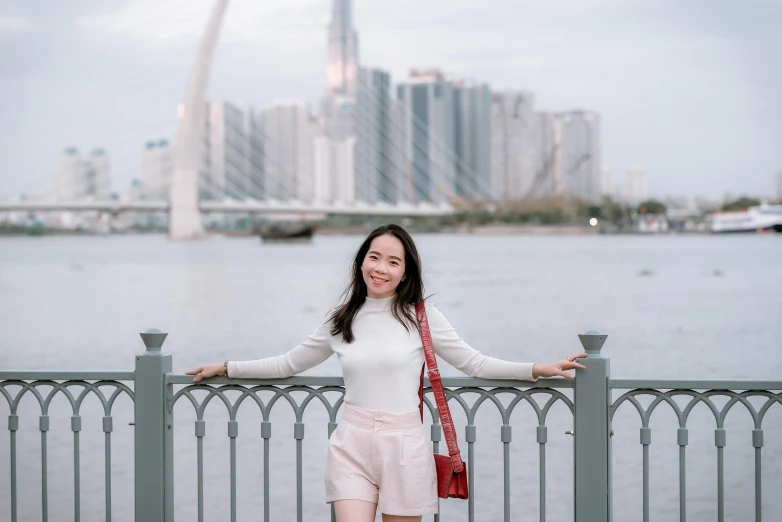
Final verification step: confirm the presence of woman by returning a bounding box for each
[187,224,586,522]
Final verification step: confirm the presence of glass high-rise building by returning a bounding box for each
[355,67,396,203]
[452,80,492,200]
[202,101,265,200]
[327,0,359,98]
[395,70,493,204]
[396,69,456,203]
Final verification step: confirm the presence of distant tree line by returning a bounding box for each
[721,197,761,211]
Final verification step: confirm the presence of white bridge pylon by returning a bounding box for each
[170,0,230,240]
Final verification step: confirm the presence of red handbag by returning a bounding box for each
[416,302,469,500]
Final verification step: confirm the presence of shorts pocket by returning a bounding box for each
[398,428,437,507]
[401,428,429,466]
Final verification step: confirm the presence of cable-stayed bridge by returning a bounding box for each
[7,1,600,237]
[4,0,502,238]
[0,199,452,217]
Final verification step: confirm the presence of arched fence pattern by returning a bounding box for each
[609,382,782,522]
[1,332,780,522]
[167,378,574,522]
[0,374,135,522]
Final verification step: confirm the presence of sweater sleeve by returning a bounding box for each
[227,319,334,379]
[427,305,537,381]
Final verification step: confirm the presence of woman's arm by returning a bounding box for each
[186,320,334,382]
[427,305,586,381]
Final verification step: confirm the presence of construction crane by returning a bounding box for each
[562,153,592,220]
[524,143,560,199]
[561,153,591,194]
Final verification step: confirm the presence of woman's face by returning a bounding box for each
[361,234,406,299]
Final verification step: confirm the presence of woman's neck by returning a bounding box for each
[363,294,394,310]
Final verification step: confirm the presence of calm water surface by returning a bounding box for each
[1,233,781,521]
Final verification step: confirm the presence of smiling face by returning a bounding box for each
[360,234,406,299]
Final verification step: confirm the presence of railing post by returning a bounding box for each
[574,329,611,522]
[135,329,174,522]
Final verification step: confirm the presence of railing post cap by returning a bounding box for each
[577,329,607,353]
[140,328,168,351]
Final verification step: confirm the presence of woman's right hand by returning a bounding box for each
[185,362,226,382]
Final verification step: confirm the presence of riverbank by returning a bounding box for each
[2,223,601,236]
[3,222,753,237]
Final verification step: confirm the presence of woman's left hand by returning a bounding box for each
[532,353,588,380]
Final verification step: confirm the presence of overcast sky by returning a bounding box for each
[1,0,780,200]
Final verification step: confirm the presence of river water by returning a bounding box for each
[1,233,781,521]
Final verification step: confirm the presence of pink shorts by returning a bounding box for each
[324,403,438,516]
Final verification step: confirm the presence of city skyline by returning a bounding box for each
[1,0,780,199]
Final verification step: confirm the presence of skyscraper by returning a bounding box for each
[452,79,492,200]
[528,112,563,198]
[355,67,396,203]
[85,149,111,200]
[54,147,111,200]
[202,101,265,200]
[327,0,359,98]
[624,167,647,205]
[490,91,537,199]
[54,148,83,200]
[396,69,456,203]
[388,98,412,203]
[141,139,173,200]
[313,135,356,204]
[312,136,332,203]
[558,110,601,202]
[315,0,363,204]
[262,101,318,201]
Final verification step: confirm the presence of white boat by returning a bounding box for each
[711,204,782,233]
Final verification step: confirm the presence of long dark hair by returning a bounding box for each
[329,224,424,343]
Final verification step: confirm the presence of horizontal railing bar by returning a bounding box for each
[167,375,345,386]
[0,371,135,381]
[166,374,574,388]
[610,379,782,390]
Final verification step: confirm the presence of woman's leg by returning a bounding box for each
[381,514,422,522]
[333,499,378,522]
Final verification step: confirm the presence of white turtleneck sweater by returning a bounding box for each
[228,296,537,413]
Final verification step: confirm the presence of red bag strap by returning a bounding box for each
[416,302,465,473]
